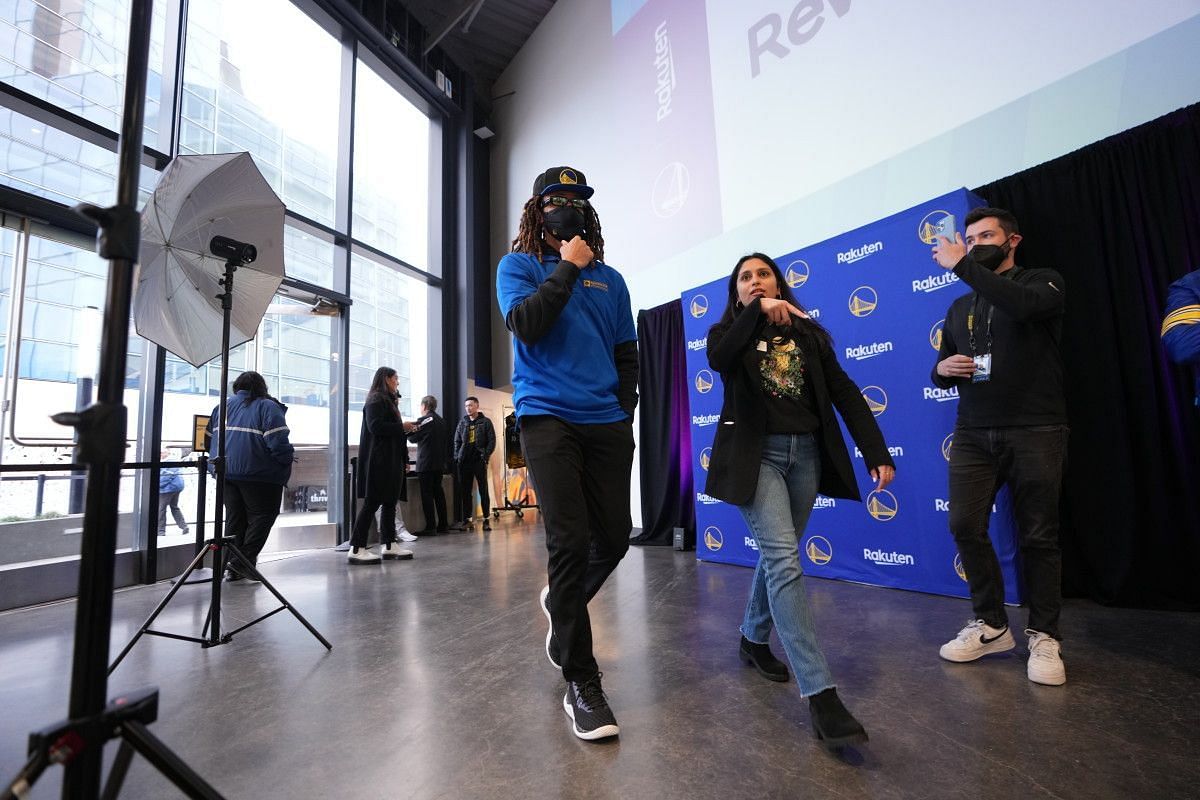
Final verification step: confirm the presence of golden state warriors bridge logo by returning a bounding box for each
[704,526,724,551]
[690,294,709,318]
[694,369,714,394]
[953,553,967,582]
[930,319,944,350]
[804,535,832,566]
[918,209,955,244]
[861,385,887,417]
[942,433,953,461]
[700,447,712,471]
[848,286,877,317]
[866,489,898,521]
[786,260,810,288]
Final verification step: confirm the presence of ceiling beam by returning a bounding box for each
[423,0,487,56]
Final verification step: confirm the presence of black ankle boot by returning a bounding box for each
[739,636,790,682]
[808,688,868,749]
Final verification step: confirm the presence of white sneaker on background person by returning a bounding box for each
[1026,630,1067,686]
[347,546,381,565]
[381,541,413,560]
[938,619,1015,662]
[397,529,418,542]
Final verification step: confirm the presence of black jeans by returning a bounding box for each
[224,480,283,565]
[948,425,1068,639]
[157,490,187,534]
[520,415,635,682]
[456,456,490,520]
[417,471,448,530]
[351,496,396,547]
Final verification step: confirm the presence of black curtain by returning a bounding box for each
[975,103,1200,609]
[632,299,695,546]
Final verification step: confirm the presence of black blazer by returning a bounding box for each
[356,395,408,502]
[704,298,894,506]
[408,411,449,473]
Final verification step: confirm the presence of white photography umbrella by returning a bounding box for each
[136,152,286,367]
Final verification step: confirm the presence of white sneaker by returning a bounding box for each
[347,546,381,565]
[1026,630,1066,686]
[938,619,1015,662]
[381,541,414,560]
[397,530,418,542]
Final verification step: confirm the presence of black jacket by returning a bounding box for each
[453,414,496,463]
[704,298,894,506]
[408,411,449,473]
[356,394,408,502]
[931,255,1066,427]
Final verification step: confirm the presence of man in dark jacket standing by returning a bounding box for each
[451,396,496,531]
[931,207,1068,686]
[407,395,450,535]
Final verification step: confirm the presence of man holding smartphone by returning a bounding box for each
[930,206,1070,686]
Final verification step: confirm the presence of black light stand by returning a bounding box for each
[107,248,331,674]
[0,2,225,798]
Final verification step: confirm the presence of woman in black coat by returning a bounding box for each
[348,367,413,564]
[705,253,895,750]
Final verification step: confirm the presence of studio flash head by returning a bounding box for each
[209,235,257,264]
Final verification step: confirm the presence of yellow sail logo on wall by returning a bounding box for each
[848,286,878,317]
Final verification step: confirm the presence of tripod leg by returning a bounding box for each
[226,544,332,651]
[206,538,228,646]
[99,740,136,800]
[120,721,225,800]
[1,748,47,800]
[109,544,212,675]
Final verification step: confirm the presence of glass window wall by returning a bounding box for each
[352,59,432,274]
[180,0,341,228]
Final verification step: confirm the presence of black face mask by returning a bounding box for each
[543,206,587,242]
[970,238,1012,271]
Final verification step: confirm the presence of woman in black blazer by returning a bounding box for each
[348,367,414,564]
[705,253,895,750]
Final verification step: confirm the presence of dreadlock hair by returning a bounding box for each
[510,195,606,262]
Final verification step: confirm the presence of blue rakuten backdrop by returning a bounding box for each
[681,188,1023,604]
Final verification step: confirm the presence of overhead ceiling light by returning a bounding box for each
[473,125,495,140]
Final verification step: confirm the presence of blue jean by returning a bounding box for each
[737,433,835,697]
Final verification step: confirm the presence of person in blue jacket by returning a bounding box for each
[156,447,189,536]
[1162,267,1200,405]
[206,371,294,581]
[497,166,638,742]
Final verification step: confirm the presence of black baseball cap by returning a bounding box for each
[532,166,594,199]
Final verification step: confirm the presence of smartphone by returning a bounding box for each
[931,214,957,242]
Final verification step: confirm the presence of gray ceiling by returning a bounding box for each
[399,0,557,107]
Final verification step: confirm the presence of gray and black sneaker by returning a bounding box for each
[563,673,619,740]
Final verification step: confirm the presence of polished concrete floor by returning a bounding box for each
[1,512,1198,799]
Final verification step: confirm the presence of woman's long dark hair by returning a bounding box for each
[231,371,276,406]
[714,252,832,348]
[366,366,400,417]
